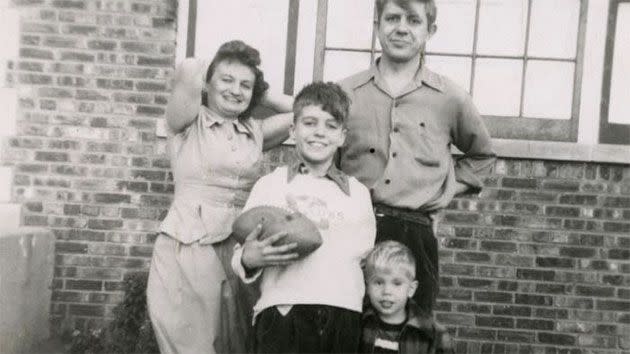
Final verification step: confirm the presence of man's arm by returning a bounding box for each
[452,93,497,196]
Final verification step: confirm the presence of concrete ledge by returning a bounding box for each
[0,227,55,354]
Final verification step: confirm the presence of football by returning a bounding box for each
[231,205,323,257]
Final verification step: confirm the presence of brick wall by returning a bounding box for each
[3,0,177,331]
[2,1,629,353]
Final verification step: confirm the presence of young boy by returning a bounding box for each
[360,241,453,354]
[231,82,376,353]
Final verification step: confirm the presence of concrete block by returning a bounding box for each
[0,227,55,354]
[0,8,20,59]
[0,88,17,136]
[0,203,21,228]
[0,166,12,202]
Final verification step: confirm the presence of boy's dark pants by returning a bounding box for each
[375,210,439,314]
[255,305,361,353]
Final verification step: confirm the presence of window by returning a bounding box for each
[314,0,587,142]
[599,0,630,145]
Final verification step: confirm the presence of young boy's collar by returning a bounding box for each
[287,160,350,196]
[362,301,434,335]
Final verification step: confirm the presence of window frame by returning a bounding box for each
[599,0,630,145]
[173,0,630,163]
[313,0,589,142]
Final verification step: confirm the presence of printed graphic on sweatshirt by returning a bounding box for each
[285,193,343,230]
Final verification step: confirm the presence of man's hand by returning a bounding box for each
[241,224,299,270]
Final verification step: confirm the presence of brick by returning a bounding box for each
[481,241,517,253]
[136,81,167,91]
[87,219,123,230]
[477,266,515,278]
[438,288,472,301]
[455,251,491,263]
[442,263,475,276]
[497,330,535,343]
[56,242,88,254]
[542,180,581,192]
[93,193,130,204]
[128,245,153,257]
[137,55,173,66]
[537,332,576,346]
[534,308,568,319]
[69,304,104,317]
[88,244,125,256]
[87,40,117,51]
[559,247,596,258]
[603,222,630,233]
[457,328,496,341]
[559,194,598,205]
[136,105,165,117]
[458,278,493,289]
[493,305,531,317]
[496,255,533,267]
[502,177,537,189]
[555,297,593,309]
[65,279,102,291]
[475,316,514,328]
[516,268,555,281]
[536,257,574,268]
[455,303,491,314]
[474,291,512,303]
[515,294,552,306]
[545,206,581,218]
[608,248,630,259]
[596,300,630,311]
[149,183,174,194]
[435,313,474,327]
[517,319,554,330]
[535,283,569,294]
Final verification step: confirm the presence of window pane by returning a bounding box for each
[427,0,476,54]
[323,50,372,82]
[523,61,574,119]
[528,0,580,59]
[473,58,523,116]
[608,3,630,125]
[326,0,374,49]
[477,0,528,56]
[425,55,472,92]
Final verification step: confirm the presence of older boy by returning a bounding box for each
[361,241,453,354]
[339,0,496,314]
[232,82,376,353]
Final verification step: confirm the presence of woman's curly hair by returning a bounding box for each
[203,40,269,119]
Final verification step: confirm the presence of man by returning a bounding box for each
[338,0,496,314]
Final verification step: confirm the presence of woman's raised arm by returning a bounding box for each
[165,58,207,133]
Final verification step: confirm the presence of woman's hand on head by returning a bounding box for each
[166,58,208,133]
[241,224,299,270]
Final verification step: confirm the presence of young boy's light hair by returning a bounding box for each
[364,241,416,281]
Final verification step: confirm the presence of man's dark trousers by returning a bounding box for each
[374,211,439,315]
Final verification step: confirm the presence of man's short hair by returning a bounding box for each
[375,0,437,28]
[364,241,416,280]
[293,82,350,125]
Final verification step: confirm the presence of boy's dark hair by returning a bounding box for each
[203,40,269,119]
[375,0,437,28]
[293,82,350,124]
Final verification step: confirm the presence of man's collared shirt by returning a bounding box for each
[339,60,496,212]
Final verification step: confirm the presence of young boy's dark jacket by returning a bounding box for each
[359,300,454,354]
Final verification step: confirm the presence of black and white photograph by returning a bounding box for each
[0,0,628,353]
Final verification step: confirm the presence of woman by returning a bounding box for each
[147,40,293,354]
